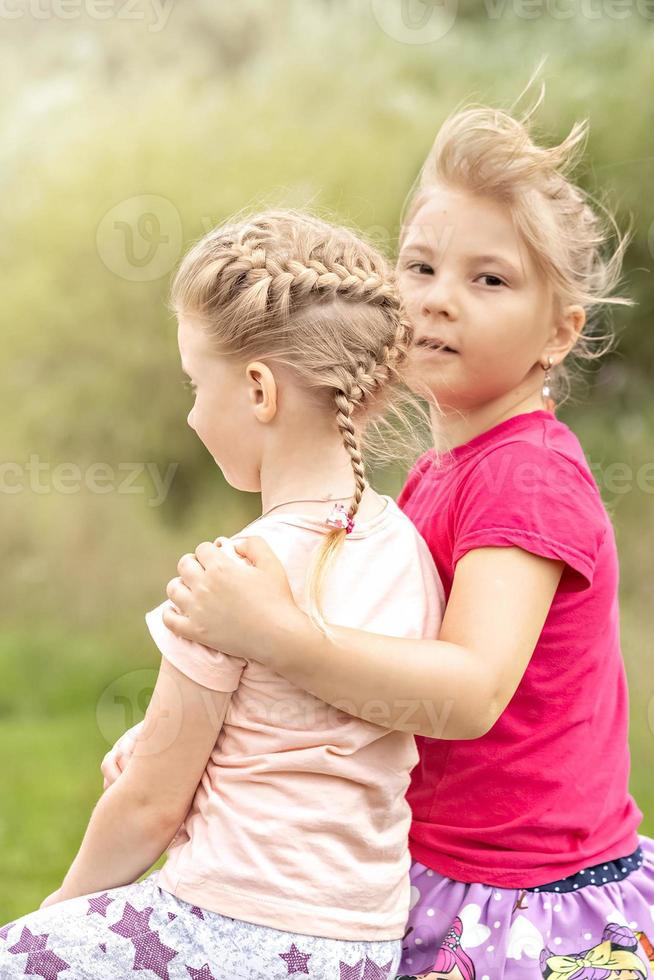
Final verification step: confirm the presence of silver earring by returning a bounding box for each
[542,356,554,400]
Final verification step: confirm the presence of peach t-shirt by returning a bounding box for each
[144,496,444,941]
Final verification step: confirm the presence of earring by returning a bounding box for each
[541,355,554,400]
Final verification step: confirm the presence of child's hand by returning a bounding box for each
[163,536,300,663]
[39,889,63,909]
[100,723,143,790]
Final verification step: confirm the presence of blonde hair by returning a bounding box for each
[170,209,416,634]
[402,96,633,404]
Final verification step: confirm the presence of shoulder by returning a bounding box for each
[450,417,609,589]
[461,416,602,506]
[397,450,436,507]
[227,518,303,566]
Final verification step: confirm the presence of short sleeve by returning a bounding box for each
[145,538,247,693]
[145,602,246,692]
[452,443,607,591]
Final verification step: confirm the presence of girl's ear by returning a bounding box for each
[546,304,586,362]
[562,304,586,350]
[245,361,278,424]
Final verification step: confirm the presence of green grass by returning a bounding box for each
[0,628,166,923]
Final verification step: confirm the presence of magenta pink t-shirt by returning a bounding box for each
[397,409,643,888]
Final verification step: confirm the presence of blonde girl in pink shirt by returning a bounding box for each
[0,211,446,978]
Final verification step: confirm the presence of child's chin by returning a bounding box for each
[216,462,259,494]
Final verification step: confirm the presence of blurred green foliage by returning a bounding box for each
[1,0,652,921]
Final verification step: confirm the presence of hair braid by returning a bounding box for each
[334,387,367,521]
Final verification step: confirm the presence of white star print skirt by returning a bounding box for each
[0,871,401,980]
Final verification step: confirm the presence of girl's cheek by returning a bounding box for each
[402,283,422,313]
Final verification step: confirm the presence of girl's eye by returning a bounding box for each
[476,274,506,287]
[407,262,434,276]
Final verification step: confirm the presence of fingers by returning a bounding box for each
[101,753,122,788]
[101,723,142,788]
[232,535,278,568]
[166,576,192,612]
[179,542,223,574]
[176,541,225,591]
[194,540,224,568]
[162,602,195,640]
[177,551,205,582]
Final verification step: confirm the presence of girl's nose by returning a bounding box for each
[187,408,195,430]
[421,275,459,320]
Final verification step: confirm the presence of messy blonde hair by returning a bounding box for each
[402,93,633,404]
[170,209,417,634]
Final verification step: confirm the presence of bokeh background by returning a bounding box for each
[1,0,653,921]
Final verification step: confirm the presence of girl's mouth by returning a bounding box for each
[415,338,459,355]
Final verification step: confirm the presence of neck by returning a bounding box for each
[431,387,549,452]
[258,429,361,516]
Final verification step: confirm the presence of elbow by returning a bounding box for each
[417,673,500,741]
[145,805,186,841]
[457,662,503,739]
[460,675,502,739]
[113,781,187,841]
[465,680,503,739]
[446,708,496,741]
[463,703,499,739]
[139,796,190,840]
[416,705,496,741]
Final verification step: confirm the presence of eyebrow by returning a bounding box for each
[472,253,521,275]
[399,242,433,258]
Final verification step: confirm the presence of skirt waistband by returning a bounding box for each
[526,845,644,894]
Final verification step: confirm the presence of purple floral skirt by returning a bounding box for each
[397,834,654,979]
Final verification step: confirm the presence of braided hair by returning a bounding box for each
[170,209,414,633]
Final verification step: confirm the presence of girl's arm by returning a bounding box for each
[53,658,231,903]
[163,539,563,740]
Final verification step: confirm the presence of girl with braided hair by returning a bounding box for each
[102,103,654,979]
[0,210,446,979]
